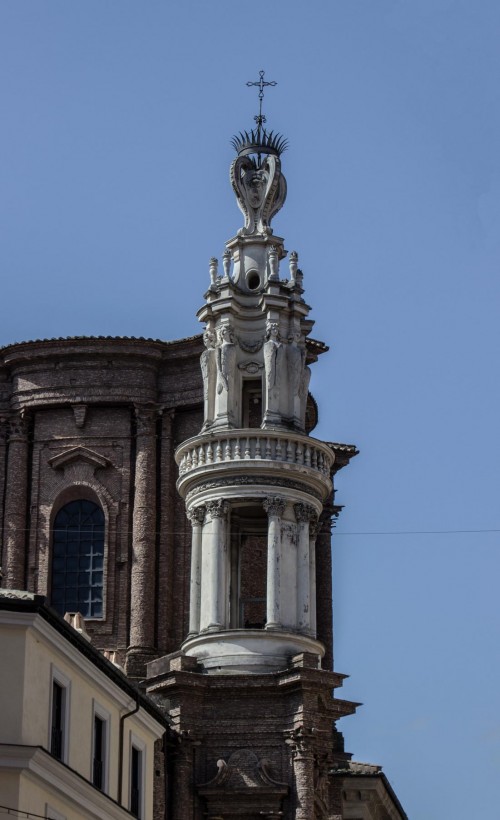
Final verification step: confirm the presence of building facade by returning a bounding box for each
[0,113,406,819]
[0,589,166,819]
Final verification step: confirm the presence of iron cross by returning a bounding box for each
[246,70,277,133]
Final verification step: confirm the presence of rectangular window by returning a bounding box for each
[130,746,142,818]
[93,715,105,789]
[51,681,65,760]
[49,666,70,764]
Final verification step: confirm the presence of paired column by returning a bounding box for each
[2,412,30,590]
[263,496,286,630]
[128,406,158,657]
[187,505,205,635]
[294,503,316,635]
[200,500,229,632]
[309,517,319,638]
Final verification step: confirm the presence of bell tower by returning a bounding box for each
[146,88,359,819]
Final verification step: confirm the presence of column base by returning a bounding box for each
[125,646,157,679]
[182,629,324,674]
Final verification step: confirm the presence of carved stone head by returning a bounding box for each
[266,321,280,341]
[218,324,235,345]
[203,329,216,349]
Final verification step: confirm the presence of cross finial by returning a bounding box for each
[246,70,277,139]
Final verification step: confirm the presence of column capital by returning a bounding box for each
[206,499,229,519]
[186,505,206,526]
[294,502,317,523]
[285,726,316,758]
[134,404,159,437]
[263,496,286,518]
[0,416,8,445]
[8,411,30,442]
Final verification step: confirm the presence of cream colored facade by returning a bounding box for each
[0,591,166,820]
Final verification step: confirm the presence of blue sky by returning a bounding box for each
[1,2,499,817]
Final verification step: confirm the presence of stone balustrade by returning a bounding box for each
[176,429,334,480]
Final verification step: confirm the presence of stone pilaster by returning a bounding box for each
[2,412,30,590]
[172,734,195,820]
[263,496,286,630]
[187,505,205,636]
[294,503,316,635]
[127,405,158,674]
[0,417,8,582]
[200,500,228,631]
[158,409,175,653]
[288,729,316,820]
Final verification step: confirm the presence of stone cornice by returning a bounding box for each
[0,744,131,819]
[0,604,167,733]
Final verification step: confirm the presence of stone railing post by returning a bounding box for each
[187,506,205,636]
[128,405,158,668]
[2,412,30,590]
[200,500,229,631]
[263,496,286,630]
[294,503,316,635]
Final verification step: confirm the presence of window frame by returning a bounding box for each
[129,733,146,820]
[92,700,111,794]
[50,498,105,621]
[48,665,71,764]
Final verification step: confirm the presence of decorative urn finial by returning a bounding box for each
[230,71,288,237]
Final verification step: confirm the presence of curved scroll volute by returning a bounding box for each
[230,154,287,235]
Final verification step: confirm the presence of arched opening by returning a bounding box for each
[50,499,105,618]
[229,504,268,629]
[241,378,263,428]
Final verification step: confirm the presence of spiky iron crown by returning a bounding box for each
[231,128,288,158]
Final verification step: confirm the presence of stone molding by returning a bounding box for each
[185,475,324,504]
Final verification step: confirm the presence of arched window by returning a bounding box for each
[51,500,104,618]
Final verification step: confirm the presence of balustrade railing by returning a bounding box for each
[176,430,334,478]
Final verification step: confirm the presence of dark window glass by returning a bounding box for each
[51,681,64,760]
[131,746,142,818]
[51,500,104,618]
[93,715,105,790]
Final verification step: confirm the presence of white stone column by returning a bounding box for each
[294,503,316,635]
[309,516,319,638]
[263,496,286,630]
[187,506,205,636]
[200,500,228,631]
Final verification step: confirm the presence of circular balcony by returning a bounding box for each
[175,429,334,502]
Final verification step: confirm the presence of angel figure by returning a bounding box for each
[216,324,236,395]
[263,321,283,390]
[200,328,216,429]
